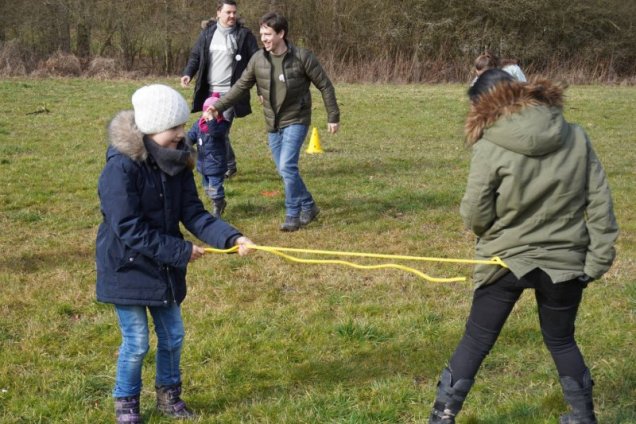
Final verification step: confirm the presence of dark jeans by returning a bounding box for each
[449,268,588,383]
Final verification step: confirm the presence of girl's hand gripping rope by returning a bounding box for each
[235,236,254,256]
[190,244,206,262]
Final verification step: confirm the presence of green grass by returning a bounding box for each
[0,78,634,423]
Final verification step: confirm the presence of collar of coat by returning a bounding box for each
[107,110,195,169]
[108,110,148,161]
[206,19,245,32]
[263,41,296,59]
[465,77,567,145]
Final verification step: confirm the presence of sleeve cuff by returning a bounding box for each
[225,234,243,250]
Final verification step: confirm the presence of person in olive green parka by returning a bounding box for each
[427,69,618,424]
[462,78,617,290]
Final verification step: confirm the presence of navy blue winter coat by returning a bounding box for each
[96,111,242,306]
[188,118,230,177]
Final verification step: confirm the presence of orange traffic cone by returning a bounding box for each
[306,127,324,154]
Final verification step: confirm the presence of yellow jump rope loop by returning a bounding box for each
[203,245,508,283]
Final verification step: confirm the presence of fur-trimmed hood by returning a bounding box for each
[107,110,148,162]
[465,78,569,156]
[106,110,195,169]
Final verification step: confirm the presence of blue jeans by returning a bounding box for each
[113,304,185,397]
[202,174,225,200]
[268,124,314,217]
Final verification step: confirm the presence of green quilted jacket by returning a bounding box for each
[214,42,339,132]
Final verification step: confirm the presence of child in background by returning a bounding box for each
[96,84,253,423]
[188,93,231,218]
[471,51,527,85]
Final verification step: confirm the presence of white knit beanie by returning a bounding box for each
[132,84,190,134]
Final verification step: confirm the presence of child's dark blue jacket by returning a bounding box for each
[188,118,230,177]
[96,111,241,306]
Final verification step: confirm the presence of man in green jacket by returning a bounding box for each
[427,70,618,424]
[210,12,340,231]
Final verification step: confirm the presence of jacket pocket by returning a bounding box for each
[116,248,161,280]
[204,152,224,167]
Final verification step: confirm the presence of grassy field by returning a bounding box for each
[0,78,634,423]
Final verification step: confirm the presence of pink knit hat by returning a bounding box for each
[198,94,225,132]
[203,93,221,112]
[202,93,225,123]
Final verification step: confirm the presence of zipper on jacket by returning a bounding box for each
[266,52,278,129]
[165,265,178,304]
[158,170,177,305]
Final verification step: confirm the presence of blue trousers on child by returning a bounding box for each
[113,303,184,397]
[202,174,225,201]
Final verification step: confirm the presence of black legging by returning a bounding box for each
[449,268,588,384]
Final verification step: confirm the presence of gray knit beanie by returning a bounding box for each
[132,84,190,134]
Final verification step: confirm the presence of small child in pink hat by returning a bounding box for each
[187,94,231,218]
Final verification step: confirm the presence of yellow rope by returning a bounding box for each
[203,244,507,283]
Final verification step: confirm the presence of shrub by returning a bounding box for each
[33,51,82,77]
[84,57,119,79]
[0,39,33,76]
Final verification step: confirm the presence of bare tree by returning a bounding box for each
[1,0,634,80]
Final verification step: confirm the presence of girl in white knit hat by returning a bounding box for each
[96,84,253,423]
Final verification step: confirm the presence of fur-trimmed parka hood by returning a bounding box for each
[465,78,569,156]
[106,110,195,169]
[107,110,148,162]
